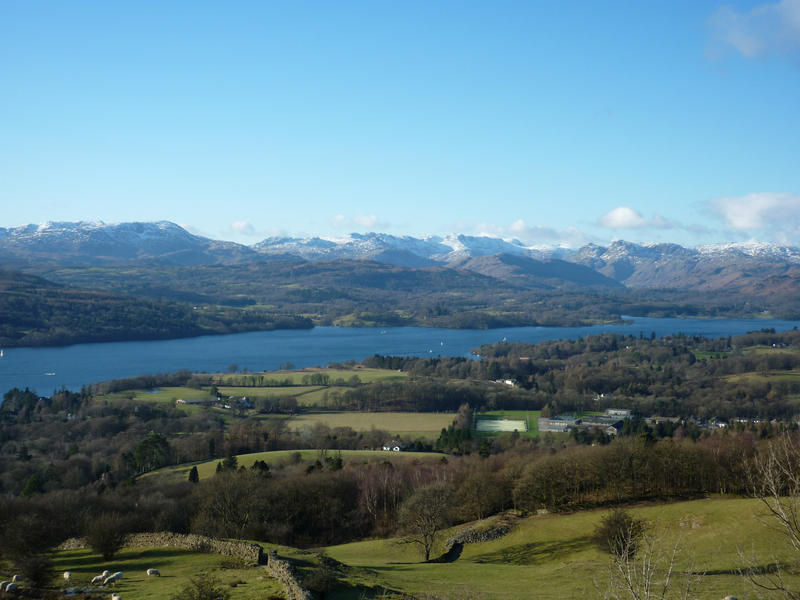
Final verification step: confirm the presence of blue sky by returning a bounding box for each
[1,1,799,247]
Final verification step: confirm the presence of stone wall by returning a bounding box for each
[266,551,312,600]
[58,532,263,565]
[445,518,514,547]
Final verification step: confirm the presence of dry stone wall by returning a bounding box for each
[266,551,312,600]
[445,518,514,547]
[58,532,263,565]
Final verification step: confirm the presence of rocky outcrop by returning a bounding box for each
[58,532,263,565]
[266,551,312,600]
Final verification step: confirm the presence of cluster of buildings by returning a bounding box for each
[538,408,632,436]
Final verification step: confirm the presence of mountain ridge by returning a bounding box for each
[2,220,800,295]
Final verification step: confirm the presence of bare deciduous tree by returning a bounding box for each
[595,528,702,600]
[741,433,800,599]
[397,481,452,561]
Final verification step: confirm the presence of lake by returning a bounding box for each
[1,316,799,394]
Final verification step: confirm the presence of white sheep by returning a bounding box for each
[91,575,105,584]
[11,575,21,583]
[103,572,123,585]
[4,582,18,593]
[0,582,10,591]
[111,594,122,600]
[146,568,160,577]
[63,571,71,582]
[102,570,110,578]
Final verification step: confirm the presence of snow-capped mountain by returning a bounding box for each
[252,232,543,266]
[696,241,800,263]
[566,239,800,291]
[0,220,257,266]
[2,221,800,294]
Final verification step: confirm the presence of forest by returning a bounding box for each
[0,269,312,347]
[5,255,800,348]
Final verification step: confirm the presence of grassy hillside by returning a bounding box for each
[141,448,446,484]
[323,497,795,599]
[46,497,799,599]
[49,547,285,600]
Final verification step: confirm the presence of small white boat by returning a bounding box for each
[0,349,3,358]
[45,372,56,376]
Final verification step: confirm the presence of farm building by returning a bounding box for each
[539,409,628,435]
[538,415,580,433]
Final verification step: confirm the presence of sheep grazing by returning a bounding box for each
[0,582,10,591]
[4,582,18,593]
[146,568,160,577]
[91,575,105,584]
[111,594,122,600]
[63,571,71,582]
[10,575,21,583]
[103,572,123,585]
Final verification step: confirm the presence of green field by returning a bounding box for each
[97,386,215,404]
[214,367,407,385]
[50,547,285,600]
[286,411,455,438]
[742,345,798,355]
[217,385,325,398]
[324,496,797,599]
[47,496,800,599]
[93,386,216,416]
[724,371,800,383]
[142,449,445,483]
[475,410,541,438]
[94,368,408,412]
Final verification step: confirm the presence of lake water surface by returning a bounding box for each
[1,316,799,394]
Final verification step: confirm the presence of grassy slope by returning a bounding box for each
[324,497,796,600]
[725,371,800,383]
[49,547,285,600]
[141,449,445,484]
[46,496,800,599]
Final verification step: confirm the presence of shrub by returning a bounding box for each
[593,509,646,559]
[84,512,131,561]
[171,574,231,600]
[14,553,55,589]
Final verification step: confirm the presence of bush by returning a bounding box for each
[13,553,55,589]
[84,512,131,561]
[593,509,646,559]
[171,574,231,600]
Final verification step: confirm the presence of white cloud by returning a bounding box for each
[598,206,649,229]
[708,192,800,229]
[468,219,594,247]
[709,0,800,59]
[231,220,258,236]
[330,214,348,229]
